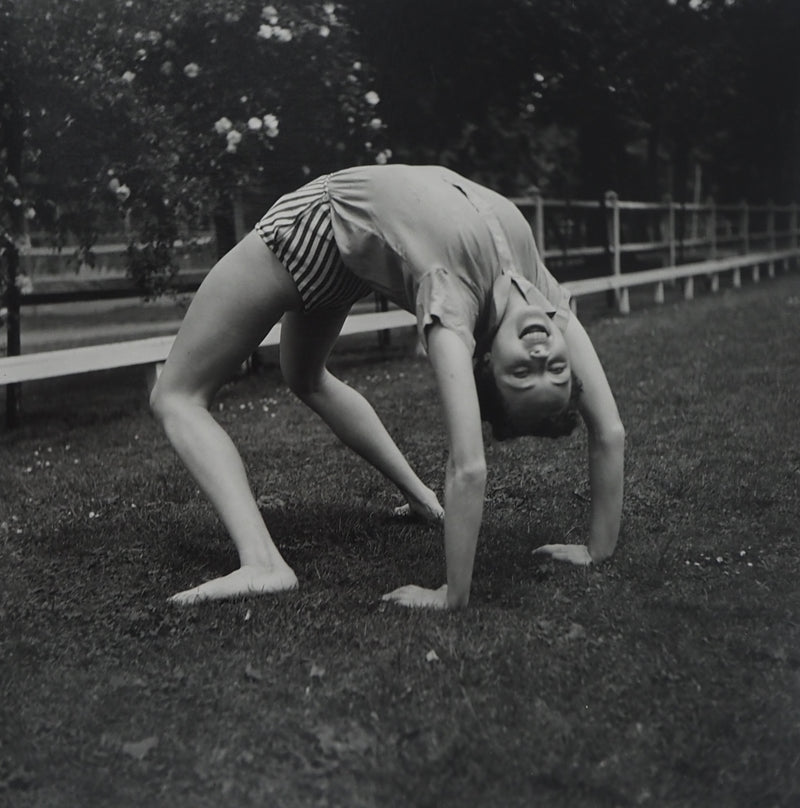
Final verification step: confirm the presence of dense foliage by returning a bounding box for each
[1,0,798,289]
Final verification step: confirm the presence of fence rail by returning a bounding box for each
[3,192,799,427]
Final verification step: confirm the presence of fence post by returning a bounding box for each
[740,201,750,253]
[531,186,545,255]
[605,190,623,311]
[708,197,718,260]
[3,238,22,428]
[707,197,719,292]
[765,200,776,278]
[667,196,677,269]
[232,186,247,244]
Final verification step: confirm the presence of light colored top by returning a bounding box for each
[325,164,572,354]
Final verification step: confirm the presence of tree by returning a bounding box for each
[1,0,385,295]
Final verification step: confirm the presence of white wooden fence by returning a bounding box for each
[3,193,799,427]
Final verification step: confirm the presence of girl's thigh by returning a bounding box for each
[279,307,351,392]
[157,231,302,404]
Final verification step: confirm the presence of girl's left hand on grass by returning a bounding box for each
[532,544,593,566]
[382,583,449,609]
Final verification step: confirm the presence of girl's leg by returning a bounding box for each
[279,308,443,520]
[150,231,303,604]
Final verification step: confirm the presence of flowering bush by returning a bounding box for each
[1,0,389,296]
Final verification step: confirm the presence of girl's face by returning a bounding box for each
[488,294,572,423]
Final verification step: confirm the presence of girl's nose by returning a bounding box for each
[530,342,548,358]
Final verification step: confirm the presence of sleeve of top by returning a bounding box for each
[415,266,479,355]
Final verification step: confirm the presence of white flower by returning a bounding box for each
[116,184,131,202]
[214,117,234,134]
[262,113,279,133]
[257,24,273,39]
[274,26,292,42]
[319,25,330,37]
[121,70,136,83]
[368,117,382,130]
[364,90,380,106]
[226,130,243,146]
[24,207,37,220]
[353,61,362,70]
[247,116,263,131]
[323,2,336,14]
[160,61,174,76]
[183,62,200,78]
[108,177,121,192]
[375,151,388,165]
[262,4,278,22]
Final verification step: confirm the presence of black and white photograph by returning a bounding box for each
[1,0,798,805]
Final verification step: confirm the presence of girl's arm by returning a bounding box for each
[382,324,487,609]
[534,314,625,564]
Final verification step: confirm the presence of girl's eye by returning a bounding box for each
[512,367,529,379]
[548,361,567,374]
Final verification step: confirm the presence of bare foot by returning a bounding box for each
[392,498,444,524]
[168,564,298,605]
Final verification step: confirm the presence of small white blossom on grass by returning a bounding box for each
[116,184,131,203]
[368,117,382,130]
[364,90,380,106]
[274,27,293,42]
[323,2,336,13]
[262,5,279,23]
[258,23,274,39]
[247,116,263,131]
[425,649,440,662]
[183,62,200,78]
[319,25,330,37]
[121,70,136,83]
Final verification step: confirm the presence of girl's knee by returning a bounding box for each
[149,380,207,425]
[280,359,325,401]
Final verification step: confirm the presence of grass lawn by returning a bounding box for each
[2,272,799,807]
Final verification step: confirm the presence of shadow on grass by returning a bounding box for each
[2,272,800,807]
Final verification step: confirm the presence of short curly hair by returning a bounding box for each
[473,355,583,441]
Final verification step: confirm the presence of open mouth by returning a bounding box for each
[519,323,549,339]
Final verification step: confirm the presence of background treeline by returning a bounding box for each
[1,0,798,268]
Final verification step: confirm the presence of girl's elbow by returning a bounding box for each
[592,419,625,446]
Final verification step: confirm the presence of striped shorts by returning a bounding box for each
[254,174,372,312]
